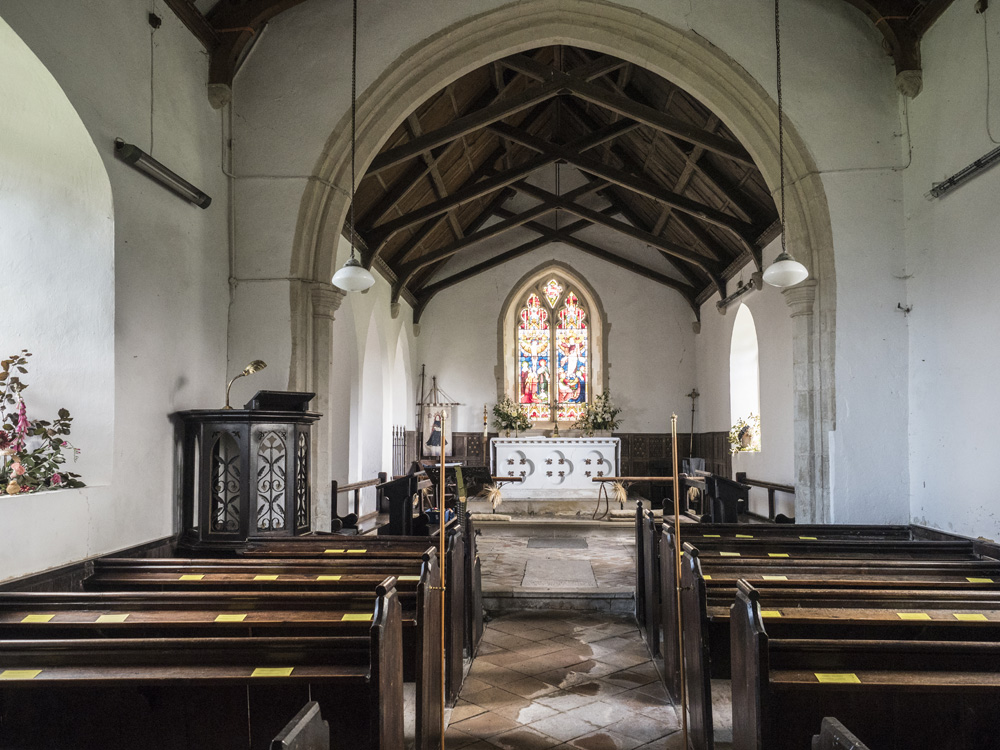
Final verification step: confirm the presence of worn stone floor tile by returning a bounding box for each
[502,675,561,699]
[486,726,563,750]
[451,710,521,738]
[509,702,562,725]
[444,727,480,749]
[559,700,627,728]
[602,712,675,744]
[449,699,489,724]
[528,712,602,742]
[534,688,605,712]
[468,660,533,687]
[567,729,647,750]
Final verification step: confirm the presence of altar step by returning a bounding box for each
[483,587,635,615]
[470,499,664,522]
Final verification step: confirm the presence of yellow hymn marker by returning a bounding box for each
[324,549,345,554]
[954,613,988,621]
[96,614,129,623]
[703,575,712,580]
[215,614,248,622]
[180,574,204,581]
[398,575,420,581]
[967,577,994,583]
[317,575,342,581]
[254,575,278,581]
[342,613,373,622]
[896,612,931,620]
[702,534,721,538]
[760,610,782,618]
[346,549,366,553]
[736,534,754,539]
[762,575,788,581]
[251,667,294,677]
[719,552,740,557]
[0,670,41,680]
[815,673,860,684]
[799,536,818,540]
[20,614,54,623]
[768,553,790,558]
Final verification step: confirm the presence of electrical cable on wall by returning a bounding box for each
[985,13,1000,144]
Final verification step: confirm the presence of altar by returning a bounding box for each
[490,437,621,500]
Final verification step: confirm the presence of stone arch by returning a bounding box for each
[292,0,835,522]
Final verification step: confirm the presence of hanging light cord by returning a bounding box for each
[775,0,787,256]
[350,0,359,260]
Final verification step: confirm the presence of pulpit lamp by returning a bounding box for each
[331,0,376,294]
[762,0,809,290]
[224,360,267,409]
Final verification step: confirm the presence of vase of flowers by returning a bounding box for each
[492,396,531,437]
[728,413,761,454]
[573,390,623,436]
[0,350,84,494]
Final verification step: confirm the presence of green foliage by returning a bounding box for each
[492,396,531,433]
[0,350,85,494]
[728,413,761,454]
[574,390,623,433]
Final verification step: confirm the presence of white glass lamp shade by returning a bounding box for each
[762,251,809,288]
[332,256,376,292]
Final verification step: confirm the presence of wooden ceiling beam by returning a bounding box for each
[206,0,307,87]
[489,121,755,242]
[162,0,219,49]
[367,120,635,253]
[501,54,755,166]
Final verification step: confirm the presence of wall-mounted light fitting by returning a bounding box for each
[114,139,212,209]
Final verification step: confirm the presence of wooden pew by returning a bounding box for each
[681,555,1000,750]
[272,702,330,750]
[0,586,440,750]
[0,583,403,750]
[730,581,1000,750]
[812,717,871,750]
[86,551,465,707]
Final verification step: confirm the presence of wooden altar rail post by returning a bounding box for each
[735,471,796,521]
[331,473,388,524]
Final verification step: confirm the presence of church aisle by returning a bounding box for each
[445,611,681,749]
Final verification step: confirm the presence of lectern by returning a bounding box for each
[173,391,320,551]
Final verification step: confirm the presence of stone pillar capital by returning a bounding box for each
[782,279,817,318]
[310,282,346,320]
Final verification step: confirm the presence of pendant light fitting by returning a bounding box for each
[762,0,809,289]
[333,0,376,293]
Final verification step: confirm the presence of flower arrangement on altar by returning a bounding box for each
[728,413,761,454]
[492,396,531,436]
[574,389,622,434]
[0,350,84,494]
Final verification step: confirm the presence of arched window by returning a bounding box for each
[730,304,761,450]
[515,277,591,424]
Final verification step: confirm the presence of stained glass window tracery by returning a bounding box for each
[515,281,590,423]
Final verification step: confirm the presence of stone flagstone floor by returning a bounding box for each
[445,610,683,749]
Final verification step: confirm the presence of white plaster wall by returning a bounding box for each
[227,0,911,526]
[416,244,696,433]
[695,251,795,518]
[904,4,1000,539]
[0,1,229,581]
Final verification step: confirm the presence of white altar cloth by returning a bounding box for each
[490,437,621,499]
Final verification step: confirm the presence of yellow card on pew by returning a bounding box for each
[252,667,293,678]
[762,575,788,581]
[96,614,129,623]
[768,553,790,558]
[719,552,740,557]
[317,575,342,581]
[896,612,931,620]
[342,613,373,622]
[760,610,782,618]
[799,536,818,540]
[347,549,366,553]
[324,549,345,554]
[398,575,420,581]
[0,670,41,680]
[21,614,54,623]
[703,575,712,580]
[702,534,721,538]
[954,613,988,621]
[180,574,204,581]
[254,575,278,581]
[815,673,860,684]
[736,534,754,539]
[967,577,994,583]
[216,614,247,622]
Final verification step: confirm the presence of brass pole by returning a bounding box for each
[672,413,689,746]
[439,411,447,750]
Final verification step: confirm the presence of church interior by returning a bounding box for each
[2,0,1000,748]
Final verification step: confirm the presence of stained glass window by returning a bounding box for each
[515,282,590,423]
[555,292,588,422]
[518,293,551,421]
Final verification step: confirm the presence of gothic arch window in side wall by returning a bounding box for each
[516,278,590,424]
[730,304,761,451]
